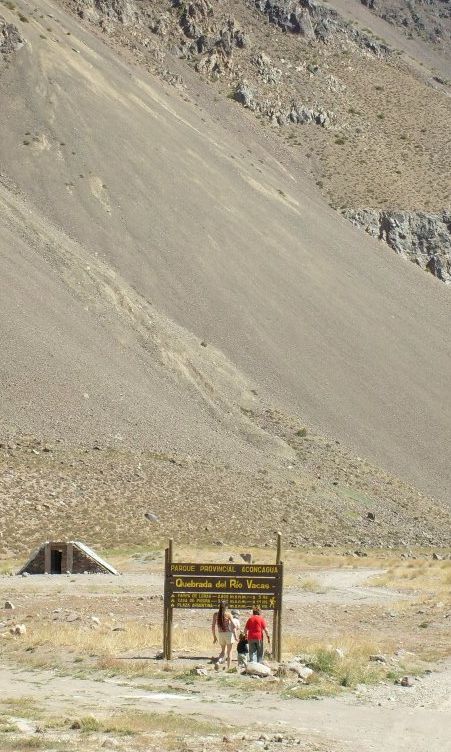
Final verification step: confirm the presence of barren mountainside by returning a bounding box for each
[360,0,451,49]
[0,0,450,553]
[58,0,451,280]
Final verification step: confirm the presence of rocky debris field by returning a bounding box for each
[360,0,451,50]
[1,431,451,557]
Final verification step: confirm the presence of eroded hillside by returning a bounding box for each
[55,0,451,280]
[0,0,450,554]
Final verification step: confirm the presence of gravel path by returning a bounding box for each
[0,660,450,752]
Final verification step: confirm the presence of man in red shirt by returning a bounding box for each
[245,608,270,663]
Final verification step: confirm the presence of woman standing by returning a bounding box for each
[212,600,238,668]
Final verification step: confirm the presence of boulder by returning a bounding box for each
[245,662,272,677]
[4,601,14,610]
[10,624,26,635]
[234,82,255,109]
[287,661,314,680]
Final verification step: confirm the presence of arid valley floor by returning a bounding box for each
[1,546,450,751]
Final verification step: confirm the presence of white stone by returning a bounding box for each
[245,662,272,677]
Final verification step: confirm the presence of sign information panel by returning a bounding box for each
[170,591,278,610]
[162,536,284,662]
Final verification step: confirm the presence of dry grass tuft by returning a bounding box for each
[297,577,327,593]
[368,559,451,603]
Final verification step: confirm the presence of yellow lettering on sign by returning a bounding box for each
[246,579,270,590]
[175,578,213,589]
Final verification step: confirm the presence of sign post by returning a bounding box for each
[273,531,282,661]
[162,536,283,661]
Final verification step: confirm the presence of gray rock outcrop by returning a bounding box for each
[234,82,333,127]
[343,209,451,283]
[0,17,24,56]
[76,0,138,25]
[254,0,391,56]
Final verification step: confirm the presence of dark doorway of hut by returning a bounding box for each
[51,549,62,574]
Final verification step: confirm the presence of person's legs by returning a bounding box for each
[226,641,233,668]
[248,640,258,663]
[217,633,226,662]
[256,639,264,663]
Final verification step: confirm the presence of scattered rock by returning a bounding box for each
[144,511,159,523]
[245,662,272,677]
[254,0,390,56]
[367,511,376,521]
[370,654,387,663]
[400,675,414,687]
[234,80,255,108]
[66,612,80,622]
[10,624,26,635]
[4,601,14,610]
[284,661,314,681]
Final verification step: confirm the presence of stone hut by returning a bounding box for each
[17,541,119,575]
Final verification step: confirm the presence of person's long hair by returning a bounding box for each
[217,600,229,631]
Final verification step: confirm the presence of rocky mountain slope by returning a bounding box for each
[56,0,451,282]
[0,0,450,553]
[360,0,451,50]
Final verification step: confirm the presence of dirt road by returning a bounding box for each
[0,659,450,751]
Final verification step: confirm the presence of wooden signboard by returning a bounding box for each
[163,535,283,662]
